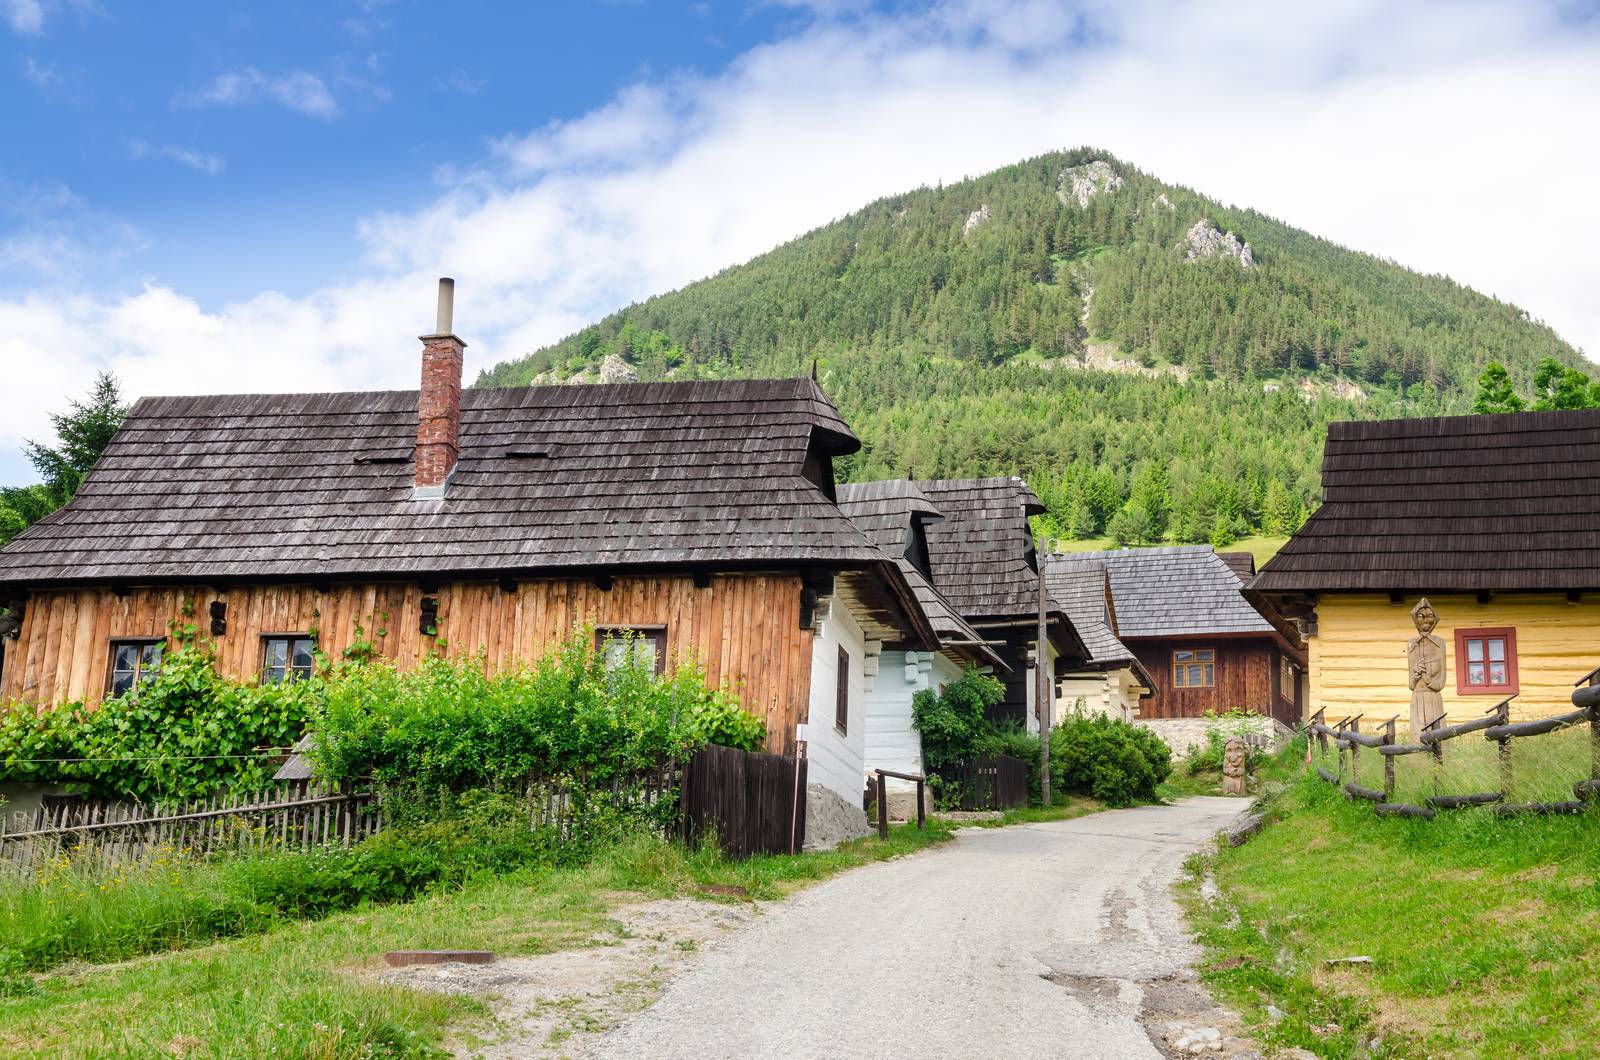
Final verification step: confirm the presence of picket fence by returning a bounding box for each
[0,762,683,873]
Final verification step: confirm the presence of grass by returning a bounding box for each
[0,823,954,1058]
[960,793,1106,827]
[1051,535,1288,564]
[1180,746,1600,1058]
[1158,729,1307,801]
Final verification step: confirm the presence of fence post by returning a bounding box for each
[1589,671,1600,783]
[1383,716,1397,801]
[1349,715,1362,786]
[876,772,888,841]
[1313,707,1328,756]
[1335,718,1347,780]
[915,777,925,831]
[1497,699,1513,800]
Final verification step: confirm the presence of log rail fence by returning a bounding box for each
[1308,666,1600,821]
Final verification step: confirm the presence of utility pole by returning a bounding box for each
[1037,537,1052,808]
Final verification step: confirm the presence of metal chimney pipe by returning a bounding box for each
[435,277,455,335]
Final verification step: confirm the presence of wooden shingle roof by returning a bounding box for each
[836,480,1007,671]
[0,377,884,587]
[1041,561,1136,668]
[1047,546,1276,639]
[912,477,1050,623]
[1252,408,1600,593]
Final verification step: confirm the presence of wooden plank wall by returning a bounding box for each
[0,574,814,753]
[1128,637,1276,719]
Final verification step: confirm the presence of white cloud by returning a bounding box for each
[2,0,43,34]
[4,0,1600,482]
[0,179,147,285]
[128,140,226,176]
[20,55,65,97]
[178,67,339,119]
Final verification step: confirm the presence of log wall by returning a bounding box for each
[0,573,814,753]
[1309,593,1600,724]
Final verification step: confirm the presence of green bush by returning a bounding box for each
[1051,713,1173,806]
[309,628,763,792]
[0,625,764,801]
[1184,710,1268,776]
[912,667,1009,806]
[0,630,316,800]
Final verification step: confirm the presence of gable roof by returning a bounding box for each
[835,480,1006,671]
[1251,408,1600,594]
[1216,551,1256,583]
[0,377,883,587]
[911,477,1052,624]
[1040,560,1153,688]
[1046,546,1279,640]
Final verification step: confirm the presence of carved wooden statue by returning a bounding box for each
[1407,597,1447,739]
[1221,737,1248,796]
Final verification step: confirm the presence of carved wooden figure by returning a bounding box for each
[1407,597,1447,739]
[1222,737,1248,796]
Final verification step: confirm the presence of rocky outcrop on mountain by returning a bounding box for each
[1057,160,1123,208]
[1184,220,1254,268]
[597,354,638,384]
[1154,192,1174,211]
[963,204,989,235]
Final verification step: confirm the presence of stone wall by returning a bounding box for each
[1135,715,1293,758]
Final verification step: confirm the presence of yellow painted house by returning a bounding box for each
[1250,409,1600,725]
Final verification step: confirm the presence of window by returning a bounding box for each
[263,635,317,684]
[1455,627,1518,695]
[596,627,667,674]
[835,645,851,733]
[1172,648,1215,688]
[1279,656,1297,702]
[108,639,163,697]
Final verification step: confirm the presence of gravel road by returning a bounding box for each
[591,797,1248,1059]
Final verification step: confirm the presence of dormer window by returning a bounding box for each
[906,516,934,578]
[801,445,837,502]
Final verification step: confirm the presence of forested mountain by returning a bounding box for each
[477,149,1585,546]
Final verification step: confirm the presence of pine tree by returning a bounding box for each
[1,373,128,546]
[1472,362,1525,414]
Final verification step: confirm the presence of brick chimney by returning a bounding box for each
[414,277,466,499]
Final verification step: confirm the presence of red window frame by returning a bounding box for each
[1454,627,1518,696]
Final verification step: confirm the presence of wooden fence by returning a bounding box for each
[1307,668,1600,820]
[0,762,682,873]
[939,754,1030,811]
[678,744,806,858]
[0,782,381,871]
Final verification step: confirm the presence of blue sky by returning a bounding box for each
[2,1,814,305]
[3,0,1599,487]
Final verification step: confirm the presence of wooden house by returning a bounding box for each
[911,478,1088,728]
[1041,560,1152,722]
[1250,409,1600,725]
[836,480,1009,791]
[0,282,938,809]
[1046,547,1305,747]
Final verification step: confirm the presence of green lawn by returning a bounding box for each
[1182,766,1600,1058]
[1053,536,1289,565]
[0,825,953,1059]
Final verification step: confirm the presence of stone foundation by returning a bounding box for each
[1135,716,1294,758]
[802,782,873,851]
